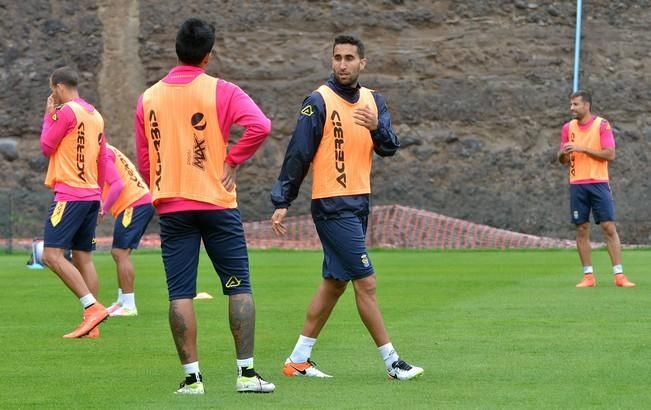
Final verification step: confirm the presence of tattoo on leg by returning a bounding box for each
[229,294,255,359]
[169,301,190,363]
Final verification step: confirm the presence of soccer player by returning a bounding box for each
[102,143,154,317]
[135,18,275,394]
[558,90,635,288]
[40,66,109,338]
[271,35,424,380]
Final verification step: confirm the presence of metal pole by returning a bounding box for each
[573,0,583,92]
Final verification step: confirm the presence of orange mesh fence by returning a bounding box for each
[244,205,575,249]
[3,205,575,252]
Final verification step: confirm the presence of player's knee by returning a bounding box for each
[41,248,59,268]
[353,276,377,296]
[324,280,347,297]
[576,223,590,237]
[110,248,121,262]
[600,222,617,237]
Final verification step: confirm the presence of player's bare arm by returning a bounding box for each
[562,143,615,161]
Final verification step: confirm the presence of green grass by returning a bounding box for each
[2,248,650,409]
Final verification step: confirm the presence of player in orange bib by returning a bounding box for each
[102,144,154,317]
[134,18,274,394]
[271,35,423,380]
[558,90,635,288]
[40,67,109,338]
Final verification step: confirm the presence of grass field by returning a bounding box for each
[2,248,650,409]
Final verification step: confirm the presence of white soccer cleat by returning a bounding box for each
[175,374,204,395]
[106,302,122,314]
[387,359,424,380]
[283,358,333,378]
[236,373,275,393]
[109,306,138,317]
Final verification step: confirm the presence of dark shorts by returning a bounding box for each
[44,200,99,251]
[159,209,251,300]
[112,203,155,249]
[570,182,615,225]
[314,216,375,281]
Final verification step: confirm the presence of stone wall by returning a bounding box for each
[2,0,651,242]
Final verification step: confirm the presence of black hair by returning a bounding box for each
[570,89,592,107]
[333,34,365,59]
[50,66,78,88]
[175,18,216,66]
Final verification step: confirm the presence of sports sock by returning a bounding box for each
[237,358,255,377]
[612,264,623,275]
[80,294,97,309]
[582,266,593,275]
[289,335,317,363]
[121,293,136,309]
[378,342,399,369]
[183,361,200,377]
[117,288,123,305]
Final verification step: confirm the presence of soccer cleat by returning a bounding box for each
[575,274,596,288]
[388,359,424,380]
[283,358,332,378]
[109,306,138,317]
[614,274,636,288]
[82,327,100,339]
[175,373,204,395]
[236,372,275,393]
[63,303,108,339]
[107,302,121,315]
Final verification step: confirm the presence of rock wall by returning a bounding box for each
[2,0,651,243]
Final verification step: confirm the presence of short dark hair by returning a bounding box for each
[175,18,216,66]
[333,35,365,58]
[50,66,78,88]
[570,89,592,106]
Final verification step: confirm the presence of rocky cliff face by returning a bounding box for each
[2,0,651,243]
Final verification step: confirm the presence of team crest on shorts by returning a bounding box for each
[225,276,241,288]
[573,211,579,220]
[361,254,369,268]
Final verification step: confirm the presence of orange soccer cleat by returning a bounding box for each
[575,274,596,288]
[82,327,100,339]
[282,358,332,378]
[63,303,108,339]
[614,274,636,288]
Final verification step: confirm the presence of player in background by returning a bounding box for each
[271,35,424,380]
[40,66,109,339]
[102,143,155,317]
[558,90,635,288]
[135,18,275,394]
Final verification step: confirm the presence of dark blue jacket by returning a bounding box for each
[271,74,400,220]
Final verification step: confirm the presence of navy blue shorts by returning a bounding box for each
[159,209,251,300]
[314,216,375,281]
[570,182,615,225]
[44,200,99,251]
[112,203,155,249]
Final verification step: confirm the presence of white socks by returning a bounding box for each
[116,288,136,309]
[183,361,200,376]
[289,335,317,363]
[122,293,136,309]
[79,294,97,309]
[237,358,253,368]
[378,342,399,369]
[583,265,624,275]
